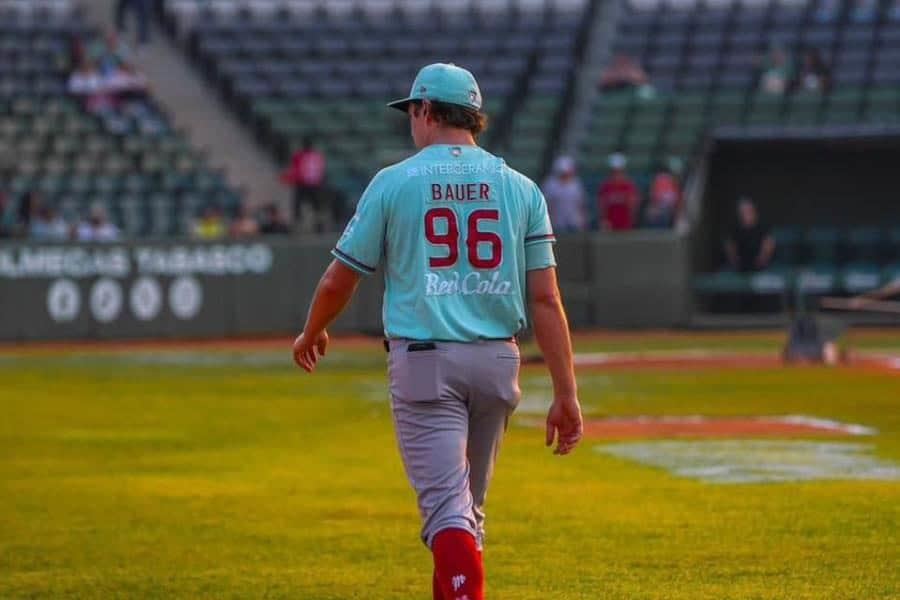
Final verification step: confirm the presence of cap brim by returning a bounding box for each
[387,97,413,111]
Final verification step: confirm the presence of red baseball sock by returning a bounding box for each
[432,528,484,600]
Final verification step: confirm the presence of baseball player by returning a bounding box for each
[292,63,582,600]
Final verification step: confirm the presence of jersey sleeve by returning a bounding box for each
[332,171,389,275]
[524,184,557,271]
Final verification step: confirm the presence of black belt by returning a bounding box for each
[383,337,516,352]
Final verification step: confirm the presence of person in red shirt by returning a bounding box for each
[597,153,639,231]
[281,137,327,231]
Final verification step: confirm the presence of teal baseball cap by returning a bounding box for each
[387,63,483,112]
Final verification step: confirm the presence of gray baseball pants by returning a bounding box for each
[387,339,521,550]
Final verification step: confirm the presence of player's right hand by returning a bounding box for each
[545,397,583,456]
[292,329,329,373]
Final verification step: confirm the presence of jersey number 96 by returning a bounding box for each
[425,208,502,269]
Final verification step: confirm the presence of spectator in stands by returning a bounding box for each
[0,192,13,238]
[643,158,683,229]
[29,205,69,241]
[229,204,260,238]
[106,61,152,115]
[115,0,151,46]
[281,137,326,229]
[259,203,291,235]
[795,48,831,94]
[68,59,117,115]
[542,156,587,233]
[723,197,775,272]
[599,54,649,91]
[89,28,132,75]
[192,205,226,240]
[76,204,120,242]
[759,46,793,96]
[597,153,639,231]
[851,0,878,22]
[15,191,42,237]
[813,0,841,23]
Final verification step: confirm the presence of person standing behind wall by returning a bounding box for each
[542,156,587,233]
[597,153,639,231]
[115,0,151,47]
[281,137,327,232]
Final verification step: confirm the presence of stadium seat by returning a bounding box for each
[844,226,885,262]
[771,226,802,265]
[804,226,841,263]
[168,0,587,191]
[694,270,751,295]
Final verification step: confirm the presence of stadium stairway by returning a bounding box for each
[78,0,291,220]
[558,0,621,155]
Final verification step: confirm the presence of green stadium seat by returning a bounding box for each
[822,88,863,123]
[887,228,900,262]
[746,93,784,125]
[882,263,900,284]
[804,226,841,263]
[845,226,884,262]
[785,92,822,125]
[663,125,702,148]
[624,127,659,152]
[36,175,66,197]
[708,91,747,126]
[67,174,93,194]
[626,152,654,173]
[694,270,751,294]
[771,226,802,265]
[862,88,900,123]
[93,175,121,195]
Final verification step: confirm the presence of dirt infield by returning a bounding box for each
[580,415,875,439]
[2,332,898,374]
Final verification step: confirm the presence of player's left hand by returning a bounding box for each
[292,329,329,373]
[545,397,583,456]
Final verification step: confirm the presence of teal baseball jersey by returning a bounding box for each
[332,144,556,342]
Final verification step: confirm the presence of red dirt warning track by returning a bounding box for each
[522,350,900,373]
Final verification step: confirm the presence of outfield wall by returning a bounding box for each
[0,232,690,341]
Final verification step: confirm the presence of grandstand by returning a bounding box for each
[161,0,591,199]
[1,0,899,331]
[578,0,900,180]
[1,0,244,238]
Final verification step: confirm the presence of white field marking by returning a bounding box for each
[777,415,877,436]
[516,411,877,436]
[596,440,900,484]
[577,414,875,436]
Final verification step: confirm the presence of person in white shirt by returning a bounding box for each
[30,206,70,241]
[68,60,117,114]
[541,156,587,233]
[76,204,120,242]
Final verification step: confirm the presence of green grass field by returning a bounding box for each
[2,331,899,599]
